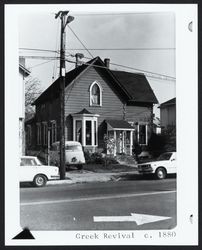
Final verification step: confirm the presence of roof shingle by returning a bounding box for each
[106,119,134,129]
[111,70,158,104]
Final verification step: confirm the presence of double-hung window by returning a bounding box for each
[42,122,48,145]
[26,125,32,146]
[138,124,148,145]
[36,123,41,145]
[73,112,99,148]
[51,120,57,144]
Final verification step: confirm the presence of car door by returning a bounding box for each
[20,158,37,182]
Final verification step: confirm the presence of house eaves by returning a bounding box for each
[159,97,176,108]
[32,56,130,105]
[32,56,158,106]
[32,58,97,105]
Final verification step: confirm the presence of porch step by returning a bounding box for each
[115,154,137,167]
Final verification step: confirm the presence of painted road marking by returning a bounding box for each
[21,190,176,206]
[94,213,171,225]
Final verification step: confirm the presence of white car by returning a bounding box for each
[50,141,86,170]
[138,152,176,179]
[20,156,60,187]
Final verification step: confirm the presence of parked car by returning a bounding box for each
[20,156,59,187]
[137,150,152,163]
[137,152,176,179]
[50,141,86,170]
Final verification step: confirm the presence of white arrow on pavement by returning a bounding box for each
[94,213,171,226]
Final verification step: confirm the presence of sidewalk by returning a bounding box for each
[47,169,139,186]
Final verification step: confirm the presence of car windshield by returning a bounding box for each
[35,158,43,165]
[65,145,81,151]
[157,153,172,161]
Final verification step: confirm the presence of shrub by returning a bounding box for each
[91,152,104,164]
[83,150,92,164]
[148,133,166,157]
[84,151,118,165]
[132,142,142,157]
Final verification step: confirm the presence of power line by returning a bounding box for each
[65,48,175,51]
[20,54,175,81]
[19,48,59,53]
[72,59,175,81]
[19,47,175,52]
[70,53,175,80]
[29,59,54,69]
[111,62,175,80]
[67,25,94,58]
[20,55,59,60]
[72,12,172,16]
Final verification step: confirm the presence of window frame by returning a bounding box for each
[26,125,32,146]
[137,124,148,145]
[73,114,99,147]
[36,123,42,145]
[50,120,57,144]
[42,122,48,146]
[89,81,103,107]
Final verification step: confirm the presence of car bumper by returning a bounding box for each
[138,169,154,174]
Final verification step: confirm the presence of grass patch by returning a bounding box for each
[83,163,137,173]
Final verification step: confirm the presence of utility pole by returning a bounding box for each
[55,11,74,179]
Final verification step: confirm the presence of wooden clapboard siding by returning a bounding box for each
[125,105,151,123]
[64,67,125,142]
[30,97,61,150]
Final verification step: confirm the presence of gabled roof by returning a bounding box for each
[33,56,158,105]
[75,108,93,115]
[159,97,176,108]
[111,70,158,104]
[33,57,97,105]
[106,119,134,130]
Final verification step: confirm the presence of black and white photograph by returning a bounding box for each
[5,3,198,246]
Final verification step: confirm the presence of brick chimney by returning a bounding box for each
[104,58,110,69]
[75,53,84,68]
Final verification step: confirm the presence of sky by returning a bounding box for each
[19,8,176,117]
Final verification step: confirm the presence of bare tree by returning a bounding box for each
[25,76,42,120]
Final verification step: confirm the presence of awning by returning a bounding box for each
[106,119,135,131]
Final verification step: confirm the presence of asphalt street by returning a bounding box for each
[20,178,176,230]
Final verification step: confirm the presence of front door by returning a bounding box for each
[116,131,124,154]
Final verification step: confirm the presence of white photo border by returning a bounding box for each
[5,3,198,246]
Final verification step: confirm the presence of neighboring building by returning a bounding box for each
[153,117,161,134]
[159,97,176,130]
[26,57,158,158]
[19,57,30,156]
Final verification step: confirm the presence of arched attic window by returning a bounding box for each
[89,81,103,106]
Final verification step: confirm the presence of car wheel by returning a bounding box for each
[33,174,47,187]
[155,167,166,180]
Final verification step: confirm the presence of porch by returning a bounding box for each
[106,120,135,156]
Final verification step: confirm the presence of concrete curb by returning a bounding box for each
[47,170,139,186]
